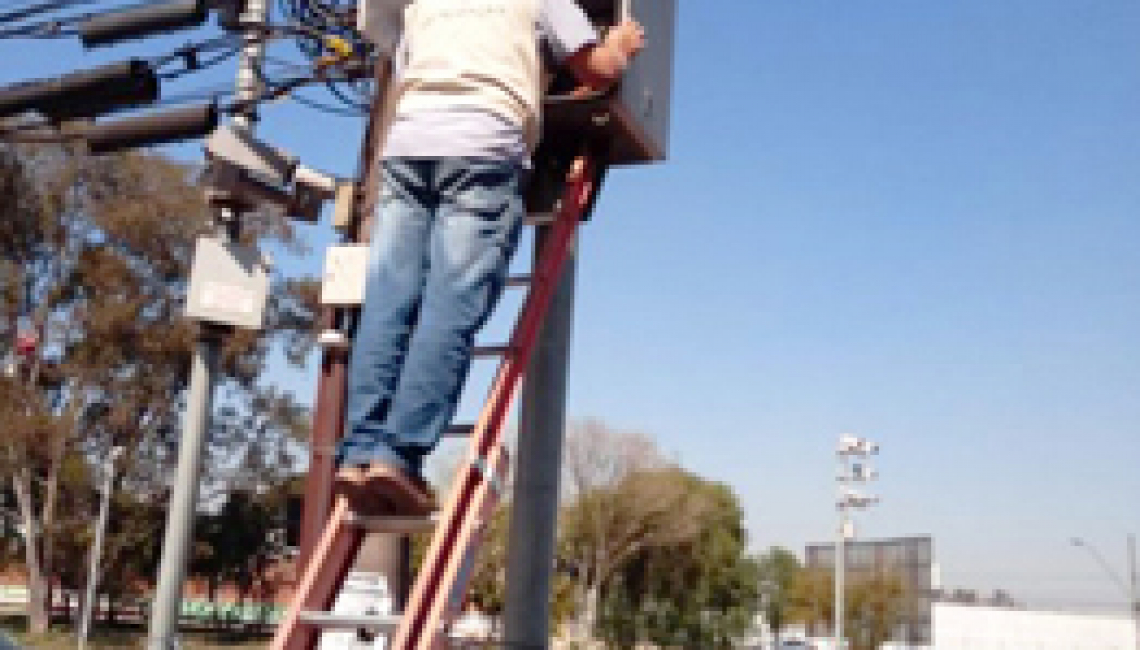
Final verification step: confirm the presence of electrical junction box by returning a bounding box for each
[321,244,370,305]
[545,0,677,165]
[357,0,675,165]
[184,237,269,330]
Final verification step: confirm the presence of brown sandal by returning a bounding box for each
[335,462,436,517]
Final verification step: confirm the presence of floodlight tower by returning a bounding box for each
[835,434,879,650]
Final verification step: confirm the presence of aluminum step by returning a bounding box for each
[525,211,555,226]
[445,423,475,437]
[299,611,400,631]
[299,611,461,640]
[472,345,512,358]
[345,513,437,534]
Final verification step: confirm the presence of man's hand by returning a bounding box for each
[606,20,646,62]
[566,19,647,90]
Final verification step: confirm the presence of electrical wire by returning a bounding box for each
[146,83,233,107]
[157,43,241,79]
[0,13,79,36]
[147,33,238,68]
[0,0,122,37]
[0,0,99,26]
[287,88,365,116]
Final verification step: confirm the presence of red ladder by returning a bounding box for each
[271,153,601,650]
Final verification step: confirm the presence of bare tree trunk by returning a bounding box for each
[581,582,600,638]
[12,472,49,633]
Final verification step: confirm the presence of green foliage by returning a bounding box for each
[593,471,760,649]
[190,487,291,626]
[756,546,801,638]
[845,572,906,650]
[788,566,908,650]
[465,506,509,620]
[0,140,317,632]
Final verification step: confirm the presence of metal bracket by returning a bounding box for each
[469,456,504,497]
[317,329,351,349]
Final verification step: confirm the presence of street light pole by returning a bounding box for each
[1131,534,1139,650]
[834,434,879,650]
[835,508,846,650]
[1071,535,1139,650]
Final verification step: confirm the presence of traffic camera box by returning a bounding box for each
[544,0,676,165]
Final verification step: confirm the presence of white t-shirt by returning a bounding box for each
[382,0,598,164]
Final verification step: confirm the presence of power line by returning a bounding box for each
[0,0,100,26]
[157,43,241,79]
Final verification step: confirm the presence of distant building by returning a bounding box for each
[922,602,1135,649]
[805,535,935,646]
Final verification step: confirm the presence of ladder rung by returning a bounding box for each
[472,344,511,358]
[445,423,475,437]
[299,611,400,631]
[506,274,532,287]
[525,211,555,226]
[346,513,437,535]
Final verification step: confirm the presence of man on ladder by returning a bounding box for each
[334,0,646,516]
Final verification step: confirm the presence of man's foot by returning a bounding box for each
[334,462,436,517]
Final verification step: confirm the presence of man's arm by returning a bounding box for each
[563,20,646,89]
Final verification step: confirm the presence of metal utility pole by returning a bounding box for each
[1071,535,1140,650]
[146,0,267,645]
[78,446,123,650]
[834,434,879,650]
[297,60,392,571]
[834,513,845,650]
[503,227,578,649]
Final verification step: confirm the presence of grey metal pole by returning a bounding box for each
[503,228,578,650]
[1130,534,1138,650]
[835,509,845,650]
[146,1,266,643]
[78,447,121,650]
[147,335,220,650]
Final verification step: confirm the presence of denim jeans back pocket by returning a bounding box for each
[445,161,521,221]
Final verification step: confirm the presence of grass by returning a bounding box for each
[1,614,270,649]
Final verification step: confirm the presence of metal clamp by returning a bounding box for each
[469,456,504,497]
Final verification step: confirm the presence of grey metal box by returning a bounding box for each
[543,0,676,165]
[184,237,269,330]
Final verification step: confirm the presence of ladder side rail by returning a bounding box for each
[394,154,600,650]
[273,498,366,650]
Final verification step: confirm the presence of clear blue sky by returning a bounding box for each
[4,0,1140,611]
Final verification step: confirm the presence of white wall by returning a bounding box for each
[930,602,1136,650]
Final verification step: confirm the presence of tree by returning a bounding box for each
[756,546,801,643]
[464,506,509,633]
[189,488,288,629]
[596,472,760,649]
[845,572,905,650]
[788,567,907,650]
[788,567,833,635]
[0,141,315,633]
[558,420,715,636]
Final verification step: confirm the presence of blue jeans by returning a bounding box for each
[336,158,526,477]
